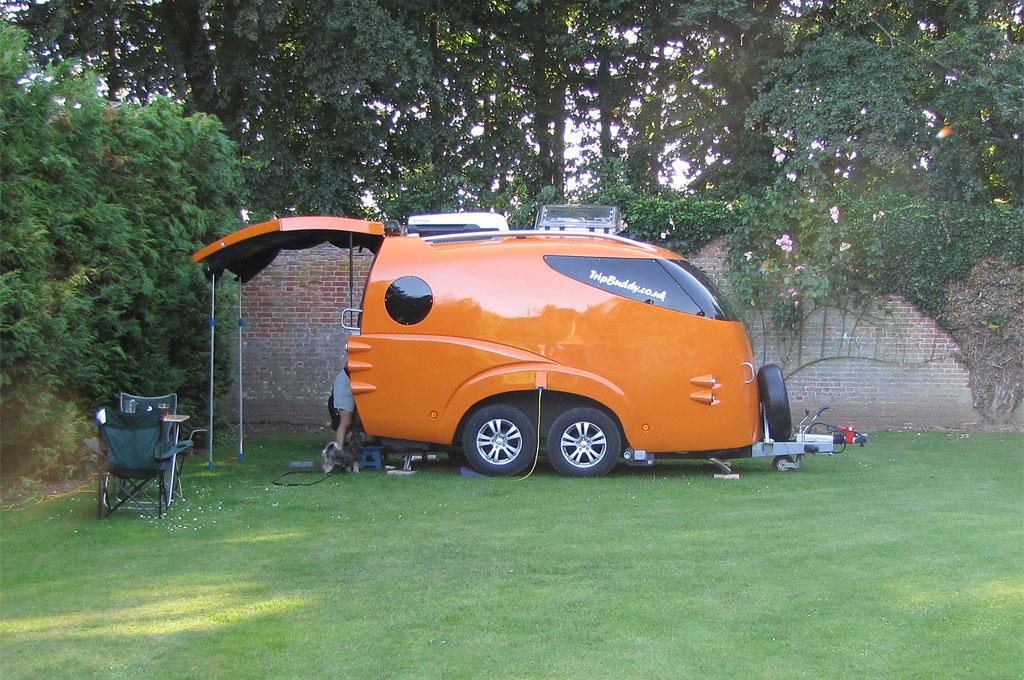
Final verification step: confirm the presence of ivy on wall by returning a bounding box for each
[725,188,1022,331]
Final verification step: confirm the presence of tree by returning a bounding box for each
[749,0,1023,204]
[15,0,447,216]
[8,1,1021,426]
[14,1,1021,210]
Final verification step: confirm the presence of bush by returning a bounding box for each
[0,25,244,479]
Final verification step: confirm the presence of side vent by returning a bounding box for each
[689,374,721,405]
[689,390,720,406]
[347,339,372,354]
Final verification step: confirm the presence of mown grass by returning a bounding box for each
[1,431,1021,679]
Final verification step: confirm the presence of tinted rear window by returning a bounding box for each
[545,256,734,320]
[659,259,737,320]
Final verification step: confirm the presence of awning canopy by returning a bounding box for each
[193,216,386,282]
[192,215,386,470]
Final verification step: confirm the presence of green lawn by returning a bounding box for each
[1,431,1021,679]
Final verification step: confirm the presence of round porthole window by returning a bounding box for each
[384,276,433,325]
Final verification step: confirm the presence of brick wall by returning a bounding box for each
[231,245,373,427]
[690,237,976,429]
[232,237,980,431]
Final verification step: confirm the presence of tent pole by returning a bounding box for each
[238,282,244,463]
[208,273,216,471]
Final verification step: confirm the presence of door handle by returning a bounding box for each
[341,308,362,333]
[742,362,756,384]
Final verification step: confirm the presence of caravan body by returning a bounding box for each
[194,215,790,477]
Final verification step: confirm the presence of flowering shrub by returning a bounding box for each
[724,185,1021,332]
[724,189,1023,423]
[592,175,1019,339]
[723,183,902,330]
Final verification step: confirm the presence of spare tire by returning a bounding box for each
[758,364,792,441]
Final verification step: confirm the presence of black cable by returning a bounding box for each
[271,470,334,486]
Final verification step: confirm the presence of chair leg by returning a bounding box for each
[97,471,124,519]
[173,457,185,502]
[97,472,106,519]
[164,457,176,508]
[100,473,165,519]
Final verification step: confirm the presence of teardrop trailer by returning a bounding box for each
[193,210,866,477]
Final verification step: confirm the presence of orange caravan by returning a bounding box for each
[194,208,865,477]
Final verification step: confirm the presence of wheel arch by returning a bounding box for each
[452,389,626,451]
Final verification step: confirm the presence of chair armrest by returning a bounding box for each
[157,441,193,460]
[184,428,208,443]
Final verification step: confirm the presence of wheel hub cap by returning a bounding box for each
[561,422,606,468]
[478,419,522,465]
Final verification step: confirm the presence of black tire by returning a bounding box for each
[758,364,792,441]
[462,404,536,476]
[772,455,796,472]
[546,407,621,478]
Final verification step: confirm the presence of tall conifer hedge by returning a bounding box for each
[1,25,244,479]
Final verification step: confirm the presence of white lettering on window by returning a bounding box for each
[588,270,668,303]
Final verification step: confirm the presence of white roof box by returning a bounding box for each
[407,212,509,236]
[535,204,621,233]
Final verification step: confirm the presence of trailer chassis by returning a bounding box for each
[622,405,868,473]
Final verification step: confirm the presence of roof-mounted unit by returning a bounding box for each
[534,204,621,233]
[407,212,509,237]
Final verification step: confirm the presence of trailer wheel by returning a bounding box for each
[772,455,796,472]
[462,404,535,476]
[546,408,621,478]
[758,364,792,441]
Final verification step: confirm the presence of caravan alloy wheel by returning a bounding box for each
[547,407,621,478]
[462,404,535,476]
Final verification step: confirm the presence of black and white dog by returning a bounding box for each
[321,425,365,475]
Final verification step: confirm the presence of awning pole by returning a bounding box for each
[208,273,216,470]
[238,282,244,463]
[349,232,355,308]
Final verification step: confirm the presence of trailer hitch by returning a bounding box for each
[750,405,869,470]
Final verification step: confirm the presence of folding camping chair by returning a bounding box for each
[96,408,192,519]
[119,392,206,502]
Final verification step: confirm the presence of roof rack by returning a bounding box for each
[534,204,621,233]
